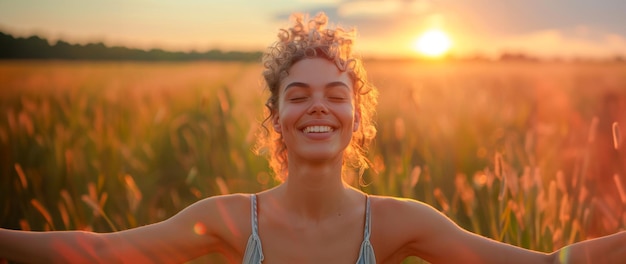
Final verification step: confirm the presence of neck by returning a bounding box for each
[280,158,349,221]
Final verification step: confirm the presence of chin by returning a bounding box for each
[296,147,344,162]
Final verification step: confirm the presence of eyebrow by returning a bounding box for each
[283,81,350,92]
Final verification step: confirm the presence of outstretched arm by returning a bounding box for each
[394,198,625,264]
[552,231,626,264]
[0,196,231,263]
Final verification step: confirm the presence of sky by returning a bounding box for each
[1,0,625,59]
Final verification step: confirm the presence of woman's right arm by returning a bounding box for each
[0,195,238,263]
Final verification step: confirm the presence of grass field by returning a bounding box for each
[1,60,625,263]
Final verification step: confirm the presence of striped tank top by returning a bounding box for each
[242,194,376,264]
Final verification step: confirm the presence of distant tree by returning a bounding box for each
[0,31,262,61]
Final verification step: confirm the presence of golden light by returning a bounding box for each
[413,29,452,58]
[194,222,206,235]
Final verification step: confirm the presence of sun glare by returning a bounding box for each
[414,29,452,58]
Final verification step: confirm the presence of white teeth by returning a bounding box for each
[303,126,333,133]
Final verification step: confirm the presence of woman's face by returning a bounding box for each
[273,58,360,163]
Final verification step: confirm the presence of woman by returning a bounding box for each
[1,12,624,264]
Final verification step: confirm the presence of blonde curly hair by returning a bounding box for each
[256,12,378,181]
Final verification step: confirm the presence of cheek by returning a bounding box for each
[343,105,357,120]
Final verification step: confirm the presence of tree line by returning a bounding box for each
[0,32,263,62]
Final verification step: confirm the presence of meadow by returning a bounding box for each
[1,60,625,263]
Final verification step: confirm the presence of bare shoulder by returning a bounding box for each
[187,193,252,213]
[368,195,452,258]
[369,195,442,219]
[177,193,252,221]
[175,193,253,245]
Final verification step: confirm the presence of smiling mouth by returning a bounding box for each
[302,125,334,133]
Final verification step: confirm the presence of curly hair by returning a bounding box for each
[255,12,378,181]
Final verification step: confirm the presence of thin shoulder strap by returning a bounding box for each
[250,194,259,236]
[363,195,372,239]
[243,194,264,263]
[356,195,376,263]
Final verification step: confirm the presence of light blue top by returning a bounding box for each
[242,194,376,264]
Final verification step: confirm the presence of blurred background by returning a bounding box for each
[1,1,625,263]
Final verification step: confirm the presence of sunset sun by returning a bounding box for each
[413,29,452,58]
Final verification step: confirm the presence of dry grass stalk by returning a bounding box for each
[81,195,101,216]
[433,188,450,213]
[124,174,142,213]
[81,195,118,232]
[14,163,28,189]
[410,166,421,188]
[558,195,571,226]
[556,171,567,194]
[613,174,626,205]
[59,190,76,218]
[57,201,70,229]
[494,152,503,179]
[613,122,621,149]
[19,219,30,231]
[30,199,54,229]
[18,111,34,136]
[215,177,230,195]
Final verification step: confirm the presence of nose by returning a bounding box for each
[307,98,328,115]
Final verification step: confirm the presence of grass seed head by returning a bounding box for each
[612,122,621,149]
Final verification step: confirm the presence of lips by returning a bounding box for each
[302,125,334,133]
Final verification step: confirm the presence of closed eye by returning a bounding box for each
[289,97,307,102]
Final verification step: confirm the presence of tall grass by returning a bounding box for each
[1,60,625,263]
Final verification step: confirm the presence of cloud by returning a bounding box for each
[337,0,430,18]
[495,28,626,58]
[296,0,343,4]
[436,0,626,36]
[338,0,429,18]
[338,1,402,18]
[275,0,439,38]
[275,0,432,23]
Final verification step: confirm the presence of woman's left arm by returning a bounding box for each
[551,231,626,264]
[395,199,625,264]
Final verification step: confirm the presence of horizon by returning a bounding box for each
[3,30,624,62]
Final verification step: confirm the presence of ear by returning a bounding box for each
[272,115,282,133]
[353,109,361,132]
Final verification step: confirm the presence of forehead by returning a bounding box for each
[280,58,352,90]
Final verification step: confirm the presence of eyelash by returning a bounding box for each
[290,97,307,102]
[289,96,346,102]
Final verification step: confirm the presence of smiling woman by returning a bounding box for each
[413,29,452,58]
[1,11,626,264]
